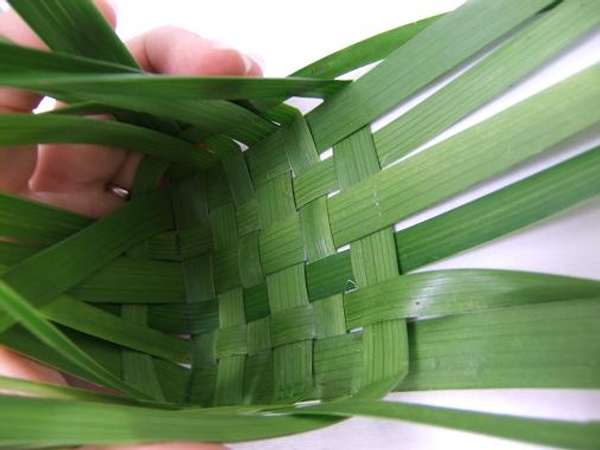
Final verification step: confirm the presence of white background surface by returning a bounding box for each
[111,1,600,449]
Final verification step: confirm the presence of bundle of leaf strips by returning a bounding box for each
[0,0,599,448]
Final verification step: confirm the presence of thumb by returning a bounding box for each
[0,346,66,386]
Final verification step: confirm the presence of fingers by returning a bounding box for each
[110,150,145,190]
[0,144,36,194]
[126,25,262,76]
[107,27,263,195]
[0,346,66,385]
[4,12,263,217]
[15,1,126,216]
[29,139,129,218]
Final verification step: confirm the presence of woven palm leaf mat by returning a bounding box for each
[0,0,599,448]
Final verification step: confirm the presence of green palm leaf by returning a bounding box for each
[0,0,598,447]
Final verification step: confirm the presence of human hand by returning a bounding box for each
[0,0,261,217]
[0,2,262,448]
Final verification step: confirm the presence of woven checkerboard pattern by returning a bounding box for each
[170,113,409,406]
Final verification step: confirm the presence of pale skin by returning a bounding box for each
[0,1,264,448]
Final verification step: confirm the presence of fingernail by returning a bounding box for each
[106,0,119,14]
[209,41,255,74]
[241,53,254,74]
[248,52,266,73]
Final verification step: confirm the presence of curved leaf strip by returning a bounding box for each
[328,63,600,245]
[0,41,349,100]
[375,0,600,166]
[396,146,600,271]
[0,114,215,169]
[291,15,444,79]
[287,400,600,450]
[8,0,139,67]
[0,375,162,407]
[306,0,555,150]
[343,269,600,329]
[0,396,336,445]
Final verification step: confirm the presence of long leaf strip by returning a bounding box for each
[122,133,181,402]
[374,0,600,165]
[5,0,284,146]
[0,393,597,449]
[0,114,216,169]
[397,298,600,391]
[253,14,443,110]
[328,63,600,245]
[0,375,162,406]
[396,145,600,271]
[289,400,600,450]
[342,269,600,330]
[0,259,186,360]
[0,395,337,445]
[8,0,140,67]
[0,191,92,244]
[40,296,188,361]
[306,0,555,150]
[290,15,443,80]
